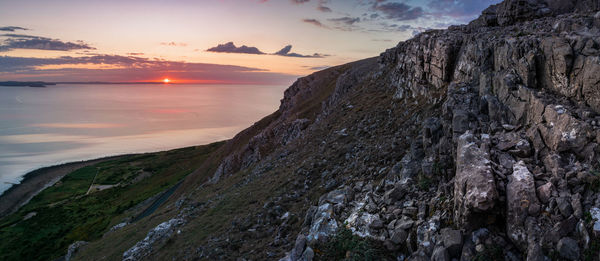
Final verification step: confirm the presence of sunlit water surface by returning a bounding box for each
[0,84,287,193]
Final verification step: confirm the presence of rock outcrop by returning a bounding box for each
[86,0,600,260]
[273,1,600,259]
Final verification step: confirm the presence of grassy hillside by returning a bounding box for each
[0,141,224,261]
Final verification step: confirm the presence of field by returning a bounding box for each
[0,141,224,261]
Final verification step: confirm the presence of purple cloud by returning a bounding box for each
[329,17,360,25]
[0,34,94,52]
[427,0,502,22]
[317,5,332,12]
[206,42,265,55]
[0,26,28,32]
[372,2,424,21]
[302,19,327,28]
[274,45,328,58]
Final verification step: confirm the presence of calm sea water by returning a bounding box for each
[0,84,287,193]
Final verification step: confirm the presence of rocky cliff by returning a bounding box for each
[77,1,600,260]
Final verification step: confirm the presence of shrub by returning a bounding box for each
[316,227,387,261]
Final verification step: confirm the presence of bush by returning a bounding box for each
[316,227,387,261]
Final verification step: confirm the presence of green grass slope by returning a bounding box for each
[0,141,224,261]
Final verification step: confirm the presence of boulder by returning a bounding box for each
[290,234,306,261]
[383,184,407,205]
[510,139,532,158]
[319,189,347,206]
[506,161,541,250]
[526,242,544,261]
[369,217,384,230]
[497,152,516,170]
[538,104,593,152]
[536,182,553,204]
[557,237,580,261]
[390,228,408,245]
[301,247,314,261]
[554,215,578,238]
[440,228,463,257]
[399,154,421,183]
[396,216,415,230]
[571,194,583,219]
[65,241,88,261]
[543,154,566,179]
[123,218,186,261]
[590,207,600,237]
[431,245,450,261]
[454,132,498,227]
[556,196,574,218]
[307,203,338,244]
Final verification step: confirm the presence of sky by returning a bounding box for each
[0,0,502,84]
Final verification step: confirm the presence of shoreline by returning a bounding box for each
[0,155,129,218]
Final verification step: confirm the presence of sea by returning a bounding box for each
[0,84,287,194]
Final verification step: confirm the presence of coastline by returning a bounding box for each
[0,155,128,218]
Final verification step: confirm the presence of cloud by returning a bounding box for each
[328,17,361,31]
[160,42,187,47]
[127,52,144,56]
[329,17,361,25]
[317,5,332,12]
[0,55,297,85]
[206,42,327,58]
[304,65,330,70]
[0,55,265,73]
[273,45,328,58]
[1,33,39,38]
[384,24,413,32]
[371,39,392,42]
[316,0,332,12]
[372,2,424,21]
[206,42,265,55]
[302,19,327,28]
[0,34,95,52]
[285,0,331,12]
[427,0,502,22]
[0,26,28,32]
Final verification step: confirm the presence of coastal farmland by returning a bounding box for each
[0,141,224,261]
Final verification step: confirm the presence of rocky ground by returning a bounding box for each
[72,0,600,260]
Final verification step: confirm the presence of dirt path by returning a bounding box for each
[0,156,124,217]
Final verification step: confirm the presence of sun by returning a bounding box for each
[163,78,170,83]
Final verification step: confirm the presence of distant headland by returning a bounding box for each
[0,81,176,87]
[0,81,55,87]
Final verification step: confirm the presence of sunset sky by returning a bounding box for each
[0,0,501,84]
